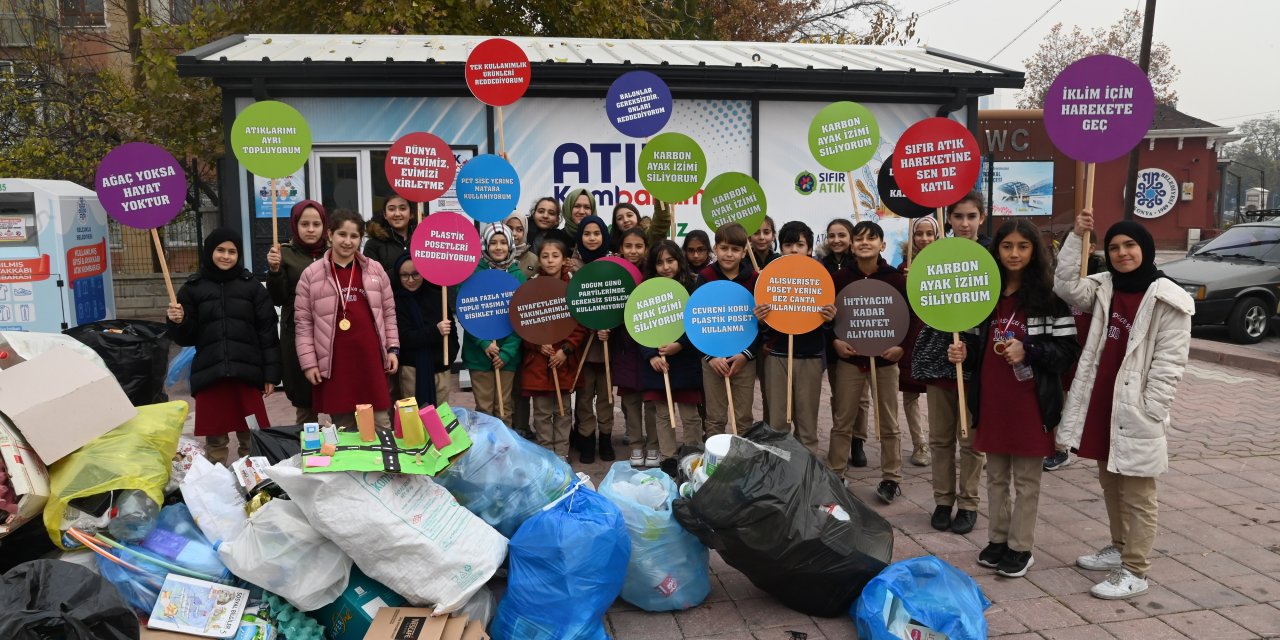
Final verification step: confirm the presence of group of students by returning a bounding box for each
[164,187,1191,603]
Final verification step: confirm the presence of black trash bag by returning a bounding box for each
[0,519,56,574]
[0,559,140,640]
[673,422,894,617]
[64,320,171,405]
[249,424,302,464]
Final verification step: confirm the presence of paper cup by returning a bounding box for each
[704,434,734,475]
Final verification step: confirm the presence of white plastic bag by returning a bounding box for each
[180,456,247,544]
[266,458,508,614]
[218,499,352,611]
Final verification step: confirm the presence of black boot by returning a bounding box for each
[579,433,596,464]
[598,433,616,462]
[850,438,868,468]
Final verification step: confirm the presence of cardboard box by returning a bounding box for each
[363,607,489,640]
[0,346,136,464]
[904,622,949,640]
[315,566,408,640]
[0,414,49,538]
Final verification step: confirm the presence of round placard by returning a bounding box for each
[567,260,635,330]
[456,269,521,340]
[685,280,759,358]
[753,254,836,335]
[386,132,457,203]
[465,38,531,107]
[906,237,1002,332]
[410,212,481,287]
[94,142,187,229]
[599,256,643,285]
[511,276,577,345]
[701,172,767,234]
[456,154,521,223]
[893,118,981,209]
[230,100,312,179]
[624,278,691,348]
[876,154,933,218]
[638,132,707,203]
[833,279,910,355]
[808,101,880,172]
[1043,54,1156,163]
[606,71,673,138]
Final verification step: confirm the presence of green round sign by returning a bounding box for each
[231,100,313,178]
[567,260,635,330]
[624,277,691,348]
[701,171,767,234]
[906,237,1002,332]
[808,101,879,172]
[638,132,707,203]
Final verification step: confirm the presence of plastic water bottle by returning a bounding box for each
[107,490,159,542]
[1012,361,1035,382]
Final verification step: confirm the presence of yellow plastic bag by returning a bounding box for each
[43,401,188,549]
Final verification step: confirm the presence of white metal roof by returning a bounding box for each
[0,178,96,197]
[189,33,1016,76]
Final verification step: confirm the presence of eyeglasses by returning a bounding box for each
[399,272,422,281]
[686,247,709,254]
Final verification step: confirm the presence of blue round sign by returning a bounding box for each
[605,71,673,138]
[456,269,521,340]
[684,281,759,358]
[456,154,521,223]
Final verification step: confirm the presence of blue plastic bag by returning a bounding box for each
[164,346,195,395]
[489,480,631,640]
[436,407,575,538]
[854,556,991,640]
[599,462,710,611]
[96,503,232,614]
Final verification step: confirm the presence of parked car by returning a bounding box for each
[1160,220,1280,344]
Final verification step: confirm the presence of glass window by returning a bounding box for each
[60,0,105,27]
[1195,225,1280,262]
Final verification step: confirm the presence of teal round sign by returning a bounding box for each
[906,237,1002,332]
[230,101,312,178]
[808,101,879,172]
[638,132,707,203]
[624,278,690,348]
[701,172,767,235]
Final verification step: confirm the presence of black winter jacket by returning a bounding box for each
[167,270,281,395]
[363,216,415,277]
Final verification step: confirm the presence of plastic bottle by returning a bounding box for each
[107,490,159,542]
[1012,361,1034,382]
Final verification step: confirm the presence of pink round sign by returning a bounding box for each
[411,212,481,287]
[1043,55,1156,163]
[386,132,457,203]
[599,256,643,285]
[94,142,187,229]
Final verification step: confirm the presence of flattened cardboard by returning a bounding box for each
[362,607,489,640]
[0,346,136,464]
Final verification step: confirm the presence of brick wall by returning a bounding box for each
[113,273,190,321]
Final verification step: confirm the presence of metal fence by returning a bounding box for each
[109,208,211,274]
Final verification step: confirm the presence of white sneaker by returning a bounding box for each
[629,450,645,467]
[1091,567,1148,600]
[644,450,660,468]
[1077,545,1123,571]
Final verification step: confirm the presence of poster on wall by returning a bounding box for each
[978,161,1054,217]
[253,168,306,218]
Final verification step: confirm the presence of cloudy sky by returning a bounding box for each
[911,0,1278,128]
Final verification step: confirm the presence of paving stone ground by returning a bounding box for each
[241,358,1280,639]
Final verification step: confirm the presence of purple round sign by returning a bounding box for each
[1043,55,1156,163]
[605,71,673,138]
[95,142,187,229]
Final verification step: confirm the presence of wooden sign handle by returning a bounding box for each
[847,171,861,222]
[661,356,677,444]
[442,288,451,367]
[953,331,969,439]
[786,334,795,426]
[552,364,564,416]
[603,340,613,405]
[1081,162,1096,279]
[869,357,881,442]
[746,248,761,273]
[270,178,279,247]
[725,376,737,436]
[497,106,507,157]
[570,332,596,389]
[494,355,505,422]
[150,228,176,305]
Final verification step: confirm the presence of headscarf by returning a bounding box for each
[1104,221,1164,293]
[575,215,610,264]
[288,199,328,258]
[200,227,244,283]
[561,188,597,240]
[911,216,941,249]
[482,223,516,271]
[505,211,529,260]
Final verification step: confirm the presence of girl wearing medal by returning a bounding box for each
[946,219,1080,578]
[295,209,400,430]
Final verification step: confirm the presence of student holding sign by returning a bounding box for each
[897,216,942,467]
[521,197,562,279]
[748,216,780,270]
[1053,210,1193,600]
[755,222,836,456]
[821,218,870,467]
[266,199,328,423]
[829,221,909,502]
[364,195,417,276]
[461,225,526,427]
[166,228,280,465]
[571,215,617,464]
[695,223,760,437]
[946,220,1081,578]
[392,253,457,407]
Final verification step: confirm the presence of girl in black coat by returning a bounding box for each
[166,228,280,465]
[392,253,459,407]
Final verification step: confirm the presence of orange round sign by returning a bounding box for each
[753,254,836,335]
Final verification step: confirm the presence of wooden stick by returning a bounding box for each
[847,171,861,222]
[603,340,613,405]
[907,225,914,269]
[442,288,450,367]
[725,376,737,435]
[786,334,794,426]
[670,203,677,242]
[1081,163,1096,279]
[494,359,505,421]
[270,178,279,246]
[552,364,564,416]
[150,228,176,305]
[869,357,881,442]
[953,332,969,438]
[570,333,596,389]
[497,106,506,156]
[417,201,423,224]
[661,356,677,443]
[746,248,761,272]
[936,207,945,237]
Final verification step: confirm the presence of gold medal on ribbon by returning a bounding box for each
[339,317,352,331]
